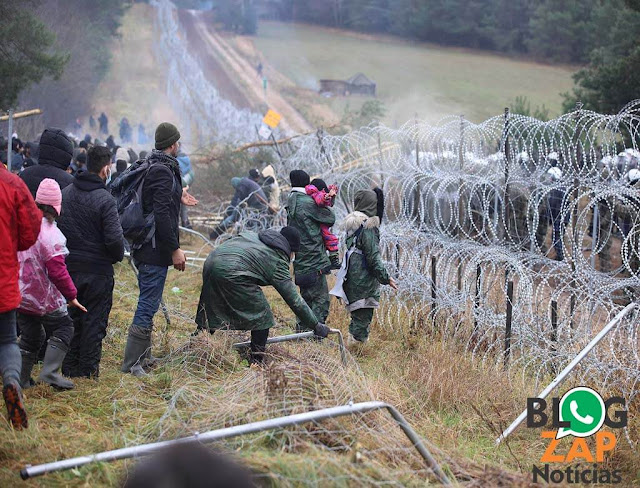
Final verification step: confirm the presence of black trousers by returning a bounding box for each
[18,310,74,353]
[62,272,114,378]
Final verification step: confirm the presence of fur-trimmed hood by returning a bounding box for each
[342,211,380,234]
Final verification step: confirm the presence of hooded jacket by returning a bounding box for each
[342,191,390,310]
[19,128,74,198]
[131,150,182,267]
[285,190,335,275]
[58,170,125,276]
[195,230,317,332]
[0,166,42,313]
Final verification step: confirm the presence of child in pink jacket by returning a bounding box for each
[305,178,340,269]
[17,179,86,390]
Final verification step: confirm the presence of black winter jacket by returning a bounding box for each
[58,171,125,276]
[131,150,182,267]
[20,162,74,199]
[19,128,74,198]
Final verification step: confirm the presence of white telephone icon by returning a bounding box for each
[570,400,594,425]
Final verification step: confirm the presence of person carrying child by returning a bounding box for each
[17,179,86,390]
[305,178,341,270]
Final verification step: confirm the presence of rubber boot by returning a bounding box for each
[19,349,37,389]
[121,325,151,377]
[38,338,74,390]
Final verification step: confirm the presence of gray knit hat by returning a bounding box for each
[155,122,180,150]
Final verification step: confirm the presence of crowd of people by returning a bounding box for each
[0,121,397,434]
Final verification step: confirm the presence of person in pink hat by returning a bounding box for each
[17,179,86,390]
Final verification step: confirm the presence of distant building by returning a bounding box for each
[319,73,376,97]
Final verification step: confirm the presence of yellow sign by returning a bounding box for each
[263,109,281,129]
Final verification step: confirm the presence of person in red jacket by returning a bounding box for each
[0,164,41,429]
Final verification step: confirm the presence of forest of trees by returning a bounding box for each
[0,0,128,132]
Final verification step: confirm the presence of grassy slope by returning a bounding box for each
[2,231,638,486]
[252,21,576,125]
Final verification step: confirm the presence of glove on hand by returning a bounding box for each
[314,322,330,338]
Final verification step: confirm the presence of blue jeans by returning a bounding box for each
[132,261,168,331]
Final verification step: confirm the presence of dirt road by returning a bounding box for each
[181,11,313,135]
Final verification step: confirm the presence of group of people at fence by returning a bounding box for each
[0,121,397,431]
[404,145,640,278]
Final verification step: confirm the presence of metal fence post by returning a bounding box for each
[550,299,558,350]
[590,202,599,270]
[431,256,437,317]
[504,279,514,367]
[7,108,14,167]
[474,264,481,329]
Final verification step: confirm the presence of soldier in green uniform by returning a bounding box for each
[195,227,329,363]
[286,170,336,331]
[331,189,398,343]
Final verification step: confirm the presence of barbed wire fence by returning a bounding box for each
[265,102,640,426]
[151,0,264,149]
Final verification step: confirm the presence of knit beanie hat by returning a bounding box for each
[115,147,130,164]
[231,177,242,189]
[249,168,260,180]
[290,169,310,188]
[280,226,301,252]
[36,178,62,216]
[353,189,378,218]
[155,122,181,150]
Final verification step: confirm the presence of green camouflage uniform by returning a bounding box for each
[342,190,390,341]
[286,190,336,329]
[195,231,318,332]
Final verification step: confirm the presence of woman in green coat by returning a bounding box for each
[331,189,397,343]
[195,226,329,362]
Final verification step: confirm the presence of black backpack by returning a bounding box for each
[110,159,156,249]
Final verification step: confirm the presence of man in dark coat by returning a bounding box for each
[285,170,336,331]
[121,122,198,376]
[195,227,329,363]
[19,128,74,198]
[58,146,125,378]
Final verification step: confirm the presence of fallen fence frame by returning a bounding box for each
[233,328,348,365]
[20,401,451,484]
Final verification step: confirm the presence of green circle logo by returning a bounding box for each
[557,386,606,439]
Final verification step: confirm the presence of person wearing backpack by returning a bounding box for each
[330,188,397,344]
[120,122,197,376]
[58,146,125,378]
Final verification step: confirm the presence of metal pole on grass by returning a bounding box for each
[21,401,451,484]
[233,328,347,365]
